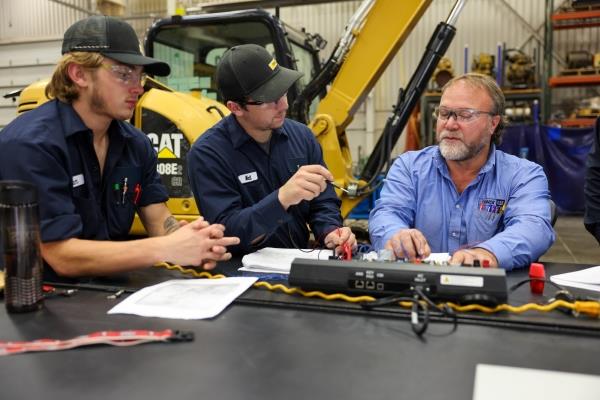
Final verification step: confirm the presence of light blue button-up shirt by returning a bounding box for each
[369,145,555,270]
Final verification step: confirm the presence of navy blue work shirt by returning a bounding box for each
[0,100,168,245]
[187,114,342,255]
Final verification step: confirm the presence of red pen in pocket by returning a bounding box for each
[133,183,142,205]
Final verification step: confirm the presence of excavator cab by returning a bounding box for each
[144,9,324,122]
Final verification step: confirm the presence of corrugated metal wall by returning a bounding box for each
[1,0,599,158]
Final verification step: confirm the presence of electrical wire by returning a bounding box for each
[155,263,600,322]
[0,329,193,356]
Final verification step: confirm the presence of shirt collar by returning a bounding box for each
[226,114,288,150]
[56,100,136,140]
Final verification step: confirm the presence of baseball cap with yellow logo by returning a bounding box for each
[216,44,303,103]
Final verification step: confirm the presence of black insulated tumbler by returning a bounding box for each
[0,181,44,313]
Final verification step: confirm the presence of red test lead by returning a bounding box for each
[133,183,142,205]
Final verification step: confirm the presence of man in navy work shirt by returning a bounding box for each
[187,44,356,255]
[0,16,239,278]
[369,73,555,270]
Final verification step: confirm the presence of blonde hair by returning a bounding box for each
[441,73,508,145]
[46,52,104,103]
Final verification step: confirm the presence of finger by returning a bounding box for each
[189,218,210,230]
[205,250,232,262]
[201,260,217,270]
[340,228,351,242]
[214,236,240,247]
[207,226,226,239]
[209,245,227,254]
[178,220,189,227]
[297,178,325,197]
[389,237,408,258]
[301,164,333,180]
[398,234,419,259]
[451,250,473,266]
[408,230,429,257]
[348,234,357,249]
[449,252,465,266]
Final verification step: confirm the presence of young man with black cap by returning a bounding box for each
[187,44,356,255]
[0,16,239,278]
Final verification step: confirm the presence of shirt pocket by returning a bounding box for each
[107,166,142,237]
[472,198,505,241]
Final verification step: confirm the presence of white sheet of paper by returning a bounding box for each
[239,247,333,274]
[107,277,257,319]
[473,364,600,400]
[550,265,600,292]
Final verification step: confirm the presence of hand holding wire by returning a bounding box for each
[278,165,333,209]
[324,227,356,259]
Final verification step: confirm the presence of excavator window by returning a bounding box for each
[150,20,276,101]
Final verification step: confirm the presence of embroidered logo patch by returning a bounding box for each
[478,198,506,216]
[268,58,278,70]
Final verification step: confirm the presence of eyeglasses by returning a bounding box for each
[433,106,497,123]
[244,100,265,106]
[238,93,288,108]
[100,63,146,87]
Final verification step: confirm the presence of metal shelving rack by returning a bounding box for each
[545,3,600,126]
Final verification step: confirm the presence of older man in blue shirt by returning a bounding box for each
[369,73,555,270]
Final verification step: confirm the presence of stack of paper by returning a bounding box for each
[550,266,600,293]
[239,247,333,274]
[108,277,257,319]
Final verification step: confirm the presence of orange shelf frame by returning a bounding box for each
[552,118,597,127]
[552,9,600,29]
[549,74,600,87]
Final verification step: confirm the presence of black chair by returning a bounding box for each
[550,199,558,227]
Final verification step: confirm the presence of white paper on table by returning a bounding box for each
[239,247,334,274]
[473,364,600,400]
[550,265,600,292]
[107,277,257,319]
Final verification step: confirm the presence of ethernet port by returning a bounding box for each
[366,280,375,290]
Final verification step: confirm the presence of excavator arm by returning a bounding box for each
[307,0,466,217]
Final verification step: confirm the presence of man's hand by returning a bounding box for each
[384,228,431,260]
[324,227,357,255]
[450,248,498,268]
[278,165,334,210]
[162,218,240,269]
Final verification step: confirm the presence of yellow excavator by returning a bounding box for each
[13,0,466,233]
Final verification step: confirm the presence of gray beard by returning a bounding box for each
[439,138,485,161]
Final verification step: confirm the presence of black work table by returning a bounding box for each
[1,261,600,400]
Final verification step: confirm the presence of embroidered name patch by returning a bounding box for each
[238,172,258,184]
[72,174,85,188]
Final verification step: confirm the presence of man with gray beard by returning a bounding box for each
[368,73,554,270]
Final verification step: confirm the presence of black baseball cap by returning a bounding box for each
[217,44,303,103]
[62,15,170,76]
